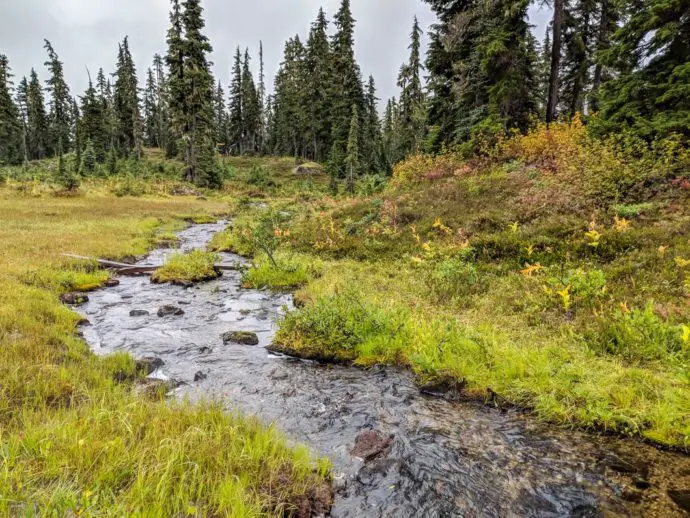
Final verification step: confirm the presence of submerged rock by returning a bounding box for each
[350,430,394,461]
[668,490,690,513]
[157,305,185,317]
[222,331,259,346]
[60,292,89,306]
[419,378,466,401]
[104,279,120,287]
[136,357,164,376]
[194,371,208,382]
[129,309,150,317]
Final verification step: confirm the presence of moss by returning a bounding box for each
[151,250,222,284]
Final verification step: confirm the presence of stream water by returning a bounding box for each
[80,221,690,517]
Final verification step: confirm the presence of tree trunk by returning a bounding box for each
[546,0,565,125]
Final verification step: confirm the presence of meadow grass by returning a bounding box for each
[0,187,330,515]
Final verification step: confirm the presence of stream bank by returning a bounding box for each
[79,221,690,517]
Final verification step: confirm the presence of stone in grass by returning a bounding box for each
[350,430,394,461]
[135,357,164,376]
[60,292,89,306]
[222,331,259,346]
[157,305,185,317]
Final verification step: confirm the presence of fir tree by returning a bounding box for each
[165,0,185,159]
[44,40,72,158]
[81,138,97,174]
[113,37,143,158]
[80,72,108,161]
[26,69,49,159]
[152,54,171,154]
[143,67,159,147]
[72,98,82,173]
[213,80,228,151]
[305,7,333,161]
[345,105,360,194]
[257,41,267,153]
[397,16,426,158]
[15,76,30,165]
[546,0,566,124]
[362,76,383,173]
[241,49,261,154]
[228,47,244,154]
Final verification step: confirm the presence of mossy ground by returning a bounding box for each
[0,186,330,515]
[151,250,221,284]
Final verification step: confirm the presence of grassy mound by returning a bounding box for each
[151,250,221,284]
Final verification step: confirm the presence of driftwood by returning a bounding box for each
[62,254,242,276]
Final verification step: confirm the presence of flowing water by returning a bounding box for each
[80,222,690,517]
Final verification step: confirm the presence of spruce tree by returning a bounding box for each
[80,73,108,161]
[179,0,220,186]
[165,0,185,159]
[596,0,690,138]
[241,49,261,154]
[345,105,359,194]
[72,98,82,173]
[113,37,143,158]
[330,0,365,152]
[228,47,244,155]
[305,7,333,161]
[44,40,72,159]
[213,80,228,151]
[152,54,171,154]
[257,41,267,153]
[15,76,30,166]
[397,16,426,158]
[26,69,49,159]
[546,0,566,124]
[143,67,159,147]
[272,36,308,157]
[362,76,383,173]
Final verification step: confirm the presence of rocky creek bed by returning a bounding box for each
[78,221,690,517]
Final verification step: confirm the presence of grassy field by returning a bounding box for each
[209,128,690,450]
[0,186,331,516]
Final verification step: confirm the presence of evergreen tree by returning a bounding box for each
[305,7,333,161]
[397,16,426,158]
[81,139,97,174]
[165,0,185,159]
[80,73,108,161]
[213,80,228,151]
[152,54,171,154]
[272,36,308,157]
[257,41,267,153]
[26,69,49,159]
[330,0,365,151]
[44,40,72,158]
[179,0,220,186]
[15,76,30,165]
[241,49,261,153]
[143,67,159,147]
[72,98,82,173]
[0,54,23,165]
[112,37,143,158]
[546,0,566,124]
[560,0,597,117]
[362,75,383,173]
[345,105,360,194]
[596,0,690,138]
[228,47,244,154]
[382,97,399,173]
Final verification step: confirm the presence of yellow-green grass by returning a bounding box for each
[232,168,690,449]
[151,250,221,284]
[242,253,320,291]
[0,187,330,515]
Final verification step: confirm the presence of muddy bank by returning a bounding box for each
[79,221,690,517]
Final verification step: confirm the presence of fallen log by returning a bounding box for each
[62,254,242,275]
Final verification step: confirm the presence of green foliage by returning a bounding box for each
[242,253,314,290]
[81,139,97,174]
[613,203,655,219]
[151,250,220,283]
[427,258,482,301]
[586,305,687,363]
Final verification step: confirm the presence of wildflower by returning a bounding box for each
[520,263,543,277]
[658,246,668,257]
[675,257,690,268]
[585,230,601,248]
[508,222,520,233]
[613,217,630,232]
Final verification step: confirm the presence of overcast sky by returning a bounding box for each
[0,0,551,107]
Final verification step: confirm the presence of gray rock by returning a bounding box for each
[157,305,185,317]
[130,310,150,317]
[350,430,394,461]
[194,371,208,382]
[60,292,89,306]
[136,357,164,376]
[222,331,259,346]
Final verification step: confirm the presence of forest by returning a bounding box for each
[1,0,689,516]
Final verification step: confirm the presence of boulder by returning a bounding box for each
[194,371,208,382]
[222,331,259,346]
[130,310,150,317]
[136,357,164,376]
[293,162,324,176]
[60,292,89,306]
[350,430,394,461]
[157,305,185,317]
[104,279,120,287]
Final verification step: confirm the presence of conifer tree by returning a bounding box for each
[382,97,398,173]
[152,54,171,154]
[362,75,383,173]
[272,36,308,157]
[179,0,220,186]
[305,7,333,161]
[72,98,82,172]
[257,41,267,153]
[330,0,365,151]
[213,80,228,151]
[80,73,108,161]
[241,49,261,153]
[546,0,566,124]
[143,67,159,147]
[345,105,359,194]
[44,40,72,159]
[165,0,185,159]
[113,37,143,158]
[228,47,244,154]
[15,76,30,166]
[397,16,426,158]
[26,69,49,159]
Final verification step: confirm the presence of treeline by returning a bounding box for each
[1,0,688,187]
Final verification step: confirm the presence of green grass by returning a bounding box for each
[151,250,221,284]
[242,253,318,291]
[0,183,331,515]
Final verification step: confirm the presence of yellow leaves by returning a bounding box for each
[557,286,571,311]
[432,217,452,235]
[619,302,631,314]
[508,221,520,233]
[526,245,535,257]
[658,246,668,257]
[585,230,602,248]
[613,216,630,232]
[675,257,690,268]
[681,325,690,345]
[520,263,543,277]
[410,225,421,244]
